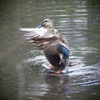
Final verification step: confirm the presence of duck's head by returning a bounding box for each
[38,19,53,28]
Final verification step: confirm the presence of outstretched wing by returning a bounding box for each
[32,36,61,54]
[19,28,69,55]
[19,28,47,37]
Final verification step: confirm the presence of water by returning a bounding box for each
[0,0,100,100]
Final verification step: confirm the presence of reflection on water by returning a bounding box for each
[0,0,100,100]
[24,73,70,100]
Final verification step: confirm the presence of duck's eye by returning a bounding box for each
[42,21,48,26]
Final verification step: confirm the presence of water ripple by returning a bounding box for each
[70,63,100,87]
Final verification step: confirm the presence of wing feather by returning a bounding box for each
[19,28,69,55]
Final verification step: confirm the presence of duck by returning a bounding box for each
[19,19,70,74]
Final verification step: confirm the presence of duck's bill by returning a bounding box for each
[37,24,43,28]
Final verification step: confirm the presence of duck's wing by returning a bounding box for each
[20,28,69,55]
[33,36,61,54]
[19,28,47,37]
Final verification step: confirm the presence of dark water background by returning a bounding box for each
[0,0,100,100]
